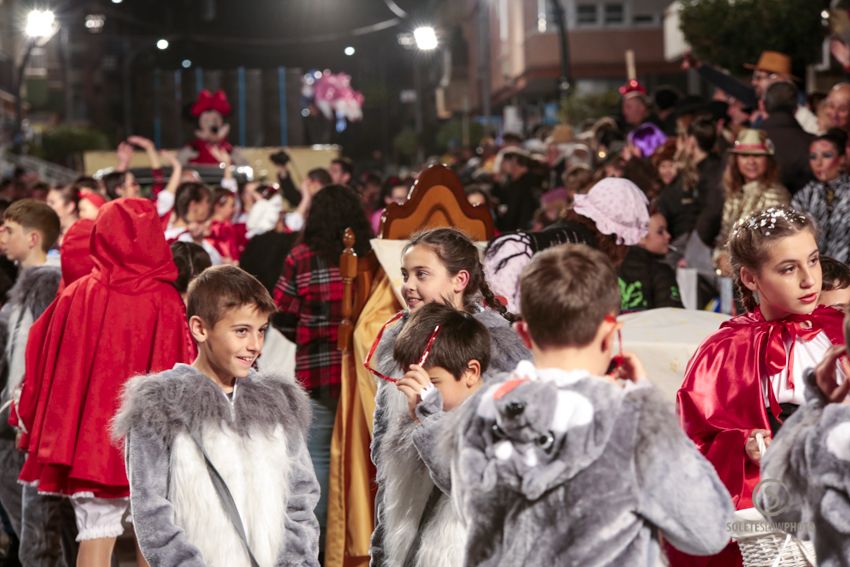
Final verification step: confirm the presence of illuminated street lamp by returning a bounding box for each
[14,9,60,153]
[413,26,438,51]
[25,9,58,39]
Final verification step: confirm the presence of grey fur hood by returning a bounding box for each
[111,364,312,445]
[8,265,60,318]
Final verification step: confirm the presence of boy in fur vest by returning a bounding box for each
[0,200,73,565]
[451,244,734,566]
[381,303,491,567]
[112,265,320,567]
[760,307,850,567]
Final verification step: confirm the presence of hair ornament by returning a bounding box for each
[732,206,807,239]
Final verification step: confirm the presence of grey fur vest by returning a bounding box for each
[369,308,529,567]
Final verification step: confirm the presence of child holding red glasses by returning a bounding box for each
[451,243,733,565]
[673,205,847,567]
[375,302,491,566]
[368,227,528,567]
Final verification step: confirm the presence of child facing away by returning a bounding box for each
[760,306,850,567]
[13,198,194,567]
[112,265,320,566]
[674,206,846,567]
[369,227,529,567]
[378,302,491,567]
[450,243,733,566]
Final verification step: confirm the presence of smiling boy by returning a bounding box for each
[113,265,320,566]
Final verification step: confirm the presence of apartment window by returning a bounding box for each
[604,3,625,25]
[576,4,598,25]
[633,13,656,25]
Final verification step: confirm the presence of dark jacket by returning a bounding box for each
[618,246,683,312]
[694,153,725,247]
[656,176,697,241]
[494,172,540,232]
[762,112,814,196]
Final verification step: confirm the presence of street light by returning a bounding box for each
[413,26,438,51]
[14,9,59,153]
[156,39,169,50]
[25,9,57,39]
[344,46,355,56]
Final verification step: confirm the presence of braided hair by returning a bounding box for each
[728,206,816,312]
[405,227,516,322]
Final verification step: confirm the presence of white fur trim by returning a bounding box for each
[523,448,538,468]
[826,422,850,461]
[413,493,467,567]
[551,391,594,433]
[169,424,291,566]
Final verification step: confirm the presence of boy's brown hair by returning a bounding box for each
[520,243,620,348]
[821,256,850,292]
[393,302,491,380]
[4,199,61,252]
[187,265,276,328]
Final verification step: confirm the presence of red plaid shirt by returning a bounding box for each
[274,243,343,397]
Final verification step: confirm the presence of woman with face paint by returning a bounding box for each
[792,128,850,263]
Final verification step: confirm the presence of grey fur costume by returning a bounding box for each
[0,265,74,567]
[369,307,529,567]
[452,362,734,566]
[112,363,320,567]
[761,369,850,567]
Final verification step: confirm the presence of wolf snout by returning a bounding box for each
[504,401,525,418]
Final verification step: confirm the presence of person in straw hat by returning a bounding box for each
[715,128,790,274]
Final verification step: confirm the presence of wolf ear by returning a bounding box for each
[551,390,594,433]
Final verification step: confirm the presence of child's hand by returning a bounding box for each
[815,345,850,404]
[612,351,646,383]
[396,364,432,421]
[745,429,771,463]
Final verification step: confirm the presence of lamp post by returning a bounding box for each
[13,9,59,153]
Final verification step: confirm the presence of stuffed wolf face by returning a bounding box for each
[470,373,596,501]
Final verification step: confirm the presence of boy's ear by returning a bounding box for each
[464,359,482,387]
[740,266,759,292]
[513,320,533,350]
[452,269,471,293]
[189,315,209,344]
[27,228,41,251]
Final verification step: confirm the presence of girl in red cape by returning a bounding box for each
[14,198,193,566]
[668,205,846,567]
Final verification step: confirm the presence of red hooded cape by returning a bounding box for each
[58,218,95,293]
[16,198,193,498]
[667,305,845,567]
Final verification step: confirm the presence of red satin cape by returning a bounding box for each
[668,306,845,566]
[16,199,194,498]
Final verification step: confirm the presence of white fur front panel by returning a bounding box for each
[169,424,291,567]
[378,384,436,566]
[414,494,467,567]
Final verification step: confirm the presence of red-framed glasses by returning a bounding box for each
[364,312,442,383]
[605,314,625,376]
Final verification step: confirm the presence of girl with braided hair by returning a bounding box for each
[367,227,529,567]
[671,205,847,567]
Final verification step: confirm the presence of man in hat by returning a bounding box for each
[745,50,819,134]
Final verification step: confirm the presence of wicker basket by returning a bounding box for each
[728,434,816,567]
[730,508,816,567]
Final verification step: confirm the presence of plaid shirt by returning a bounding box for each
[274,243,343,397]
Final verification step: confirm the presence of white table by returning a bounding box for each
[620,308,731,403]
